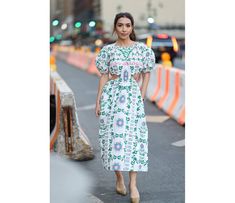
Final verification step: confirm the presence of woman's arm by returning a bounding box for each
[95,73,109,117]
[140,72,150,100]
[96,73,109,104]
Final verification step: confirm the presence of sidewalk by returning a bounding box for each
[50,153,100,203]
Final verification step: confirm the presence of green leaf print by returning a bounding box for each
[133,150,138,154]
[97,42,150,172]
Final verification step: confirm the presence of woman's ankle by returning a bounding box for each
[129,181,137,188]
[115,174,124,182]
[116,177,124,183]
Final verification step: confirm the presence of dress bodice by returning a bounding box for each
[95,42,156,76]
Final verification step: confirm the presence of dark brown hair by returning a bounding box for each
[112,12,136,41]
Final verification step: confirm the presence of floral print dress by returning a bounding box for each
[95,42,155,172]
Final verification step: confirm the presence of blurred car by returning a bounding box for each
[137,33,179,63]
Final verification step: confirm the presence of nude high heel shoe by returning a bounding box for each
[130,197,140,203]
[116,181,127,196]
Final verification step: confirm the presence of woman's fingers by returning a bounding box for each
[95,105,101,117]
[133,73,140,81]
[95,109,99,117]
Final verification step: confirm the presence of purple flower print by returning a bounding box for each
[116,118,124,127]
[114,142,122,151]
[112,163,121,171]
[123,70,129,81]
[119,95,126,103]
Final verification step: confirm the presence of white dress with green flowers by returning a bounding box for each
[95,42,155,172]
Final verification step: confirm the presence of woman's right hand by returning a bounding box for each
[95,101,101,117]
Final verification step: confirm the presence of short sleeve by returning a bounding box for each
[95,46,109,74]
[142,47,156,73]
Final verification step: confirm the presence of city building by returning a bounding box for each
[50,0,185,41]
[99,0,185,37]
[50,0,74,38]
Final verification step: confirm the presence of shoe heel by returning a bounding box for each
[130,197,140,203]
[116,187,127,196]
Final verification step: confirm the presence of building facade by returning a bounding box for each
[100,0,184,34]
[50,0,185,40]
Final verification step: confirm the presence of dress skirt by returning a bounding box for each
[99,71,148,172]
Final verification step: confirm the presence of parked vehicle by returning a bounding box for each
[137,33,179,63]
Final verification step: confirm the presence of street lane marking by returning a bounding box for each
[146,115,170,123]
[77,104,95,111]
[86,193,104,203]
[171,139,185,147]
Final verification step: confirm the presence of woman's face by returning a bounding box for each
[115,17,133,40]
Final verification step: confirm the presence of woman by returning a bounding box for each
[95,12,155,203]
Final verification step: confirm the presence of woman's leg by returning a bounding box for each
[129,171,140,198]
[115,171,124,183]
[115,171,127,195]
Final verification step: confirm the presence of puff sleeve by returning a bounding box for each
[95,46,109,74]
[142,47,156,73]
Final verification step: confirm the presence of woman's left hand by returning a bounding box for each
[133,73,140,82]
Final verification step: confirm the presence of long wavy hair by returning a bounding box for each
[112,12,136,41]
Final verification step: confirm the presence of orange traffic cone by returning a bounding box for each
[50,55,57,71]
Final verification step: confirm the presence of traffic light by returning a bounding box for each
[88,21,96,27]
[50,36,55,43]
[74,21,82,28]
[52,19,59,26]
[61,23,67,30]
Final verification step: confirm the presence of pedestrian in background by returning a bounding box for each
[95,12,155,203]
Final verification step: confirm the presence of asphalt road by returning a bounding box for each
[54,59,185,203]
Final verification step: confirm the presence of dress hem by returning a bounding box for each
[103,166,148,172]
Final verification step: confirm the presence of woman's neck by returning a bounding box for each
[116,38,134,47]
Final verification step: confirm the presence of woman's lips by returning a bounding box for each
[121,33,128,36]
